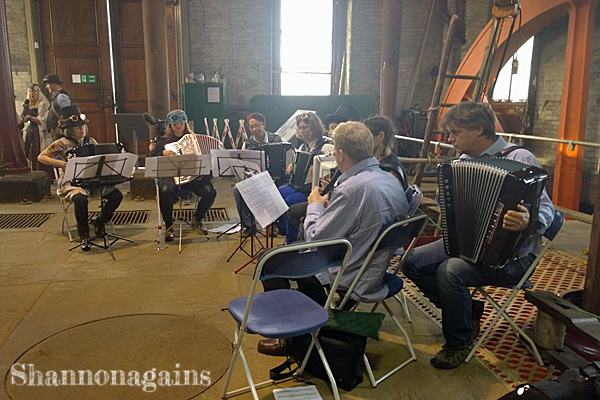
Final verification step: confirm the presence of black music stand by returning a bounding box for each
[222,164,268,263]
[65,154,137,260]
[113,114,150,167]
[145,154,210,253]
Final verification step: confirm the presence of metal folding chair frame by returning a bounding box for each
[221,238,353,400]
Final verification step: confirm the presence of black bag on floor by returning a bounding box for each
[270,329,366,391]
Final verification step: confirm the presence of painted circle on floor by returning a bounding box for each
[5,314,231,399]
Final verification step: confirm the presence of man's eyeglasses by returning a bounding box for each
[297,126,311,132]
[168,113,188,123]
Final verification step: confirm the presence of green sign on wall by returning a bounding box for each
[80,75,97,83]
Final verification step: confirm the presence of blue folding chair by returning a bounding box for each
[339,212,429,387]
[465,209,565,365]
[221,238,352,400]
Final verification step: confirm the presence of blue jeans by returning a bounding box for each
[278,186,308,243]
[402,239,535,350]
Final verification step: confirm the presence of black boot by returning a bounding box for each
[91,214,106,237]
[77,225,91,252]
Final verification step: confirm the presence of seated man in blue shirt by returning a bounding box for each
[258,121,409,356]
[402,102,555,369]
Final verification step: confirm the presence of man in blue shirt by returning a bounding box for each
[258,121,408,356]
[402,102,555,369]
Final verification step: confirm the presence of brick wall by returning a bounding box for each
[187,0,273,123]
[7,0,32,111]
[346,0,442,113]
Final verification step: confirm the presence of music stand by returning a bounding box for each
[112,114,150,167]
[210,149,265,177]
[145,154,211,253]
[230,171,288,271]
[64,153,138,259]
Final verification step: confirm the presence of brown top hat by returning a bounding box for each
[58,104,89,129]
[42,74,63,84]
[323,104,359,126]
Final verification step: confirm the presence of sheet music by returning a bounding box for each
[273,386,322,400]
[236,171,289,228]
[211,149,265,177]
[64,153,138,182]
[144,154,211,178]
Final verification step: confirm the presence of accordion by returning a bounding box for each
[289,150,312,190]
[67,143,124,158]
[263,142,294,181]
[437,157,548,268]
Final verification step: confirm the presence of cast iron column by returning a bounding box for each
[141,0,170,137]
[379,0,403,119]
[0,0,29,174]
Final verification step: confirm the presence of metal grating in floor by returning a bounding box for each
[172,207,229,222]
[0,213,54,229]
[88,210,150,225]
[393,249,587,388]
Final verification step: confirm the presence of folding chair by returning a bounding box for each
[465,209,565,365]
[339,212,429,387]
[221,238,353,400]
[54,167,74,242]
[54,166,116,242]
[393,184,423,322]
[404,184,423,217]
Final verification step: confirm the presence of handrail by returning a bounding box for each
[396,132,600,151]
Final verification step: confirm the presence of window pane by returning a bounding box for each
[281,73,331,96]
[492,37,534,102]
[280,0,332,94]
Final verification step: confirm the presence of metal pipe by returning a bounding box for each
[413,14,459,186]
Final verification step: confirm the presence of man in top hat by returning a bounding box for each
[323,104,359,139]
[38,104,123,251]
[43,74,72,140]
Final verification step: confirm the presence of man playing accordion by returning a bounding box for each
[402,102,555,369]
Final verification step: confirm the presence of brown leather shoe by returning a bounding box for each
[257,338,288,357]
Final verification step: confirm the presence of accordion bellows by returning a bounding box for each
[437,157,548,268]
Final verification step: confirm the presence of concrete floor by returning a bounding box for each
[0,176,592,399]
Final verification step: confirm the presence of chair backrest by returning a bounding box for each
[250,238,352,309]
[259,238,352,281]
[544,209,564,242]
[405,184,423,217]
[339,213,428,307]
[195,134,224,154]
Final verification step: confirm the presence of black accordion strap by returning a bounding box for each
[493,145,533,158]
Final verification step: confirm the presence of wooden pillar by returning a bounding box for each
[379,0,403,119]
[583,182,600,314]
[0,0,29,174]
[141,0,170,137]
[552,0,598,210]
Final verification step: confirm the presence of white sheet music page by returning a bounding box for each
[235,171,288,228]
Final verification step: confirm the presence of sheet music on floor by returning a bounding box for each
[235,171,288,228]
[273,386,322,400]
[64,153,138,182]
